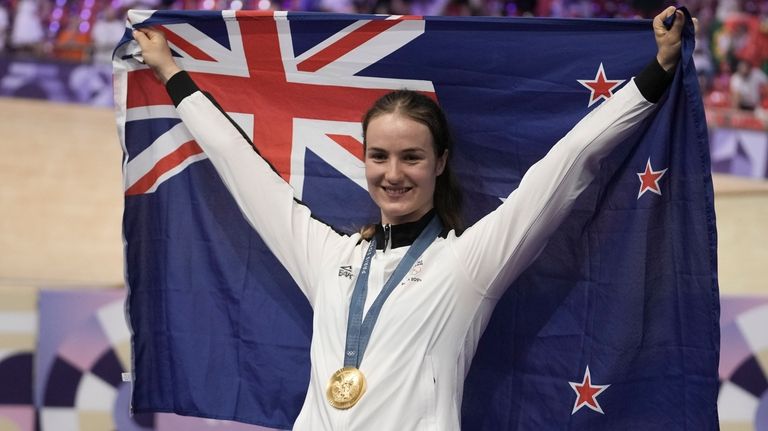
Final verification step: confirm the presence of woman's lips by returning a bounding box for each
[382,186,412,196]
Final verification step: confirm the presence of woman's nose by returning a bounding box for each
[384,160,403,183]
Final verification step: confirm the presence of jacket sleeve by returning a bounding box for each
[167,71,356,306]
[450,76,659,300]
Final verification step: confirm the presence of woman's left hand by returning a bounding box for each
[653,6,697,72]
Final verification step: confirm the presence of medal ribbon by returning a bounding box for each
[343,216,443,368]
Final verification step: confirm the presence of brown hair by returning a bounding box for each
[359,90,463,238]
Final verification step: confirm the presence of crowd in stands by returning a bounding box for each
[690,0,768,128]
[0,0,127,64]
[0,0,767,126]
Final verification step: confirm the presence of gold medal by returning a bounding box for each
[326,367,367,409]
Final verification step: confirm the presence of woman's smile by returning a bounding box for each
[382,186,413,196]
[364,112,446,225]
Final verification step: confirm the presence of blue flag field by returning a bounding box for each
[114,8,719,430]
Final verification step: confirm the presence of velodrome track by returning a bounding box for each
[0,97,123,287]
[0,96,765,294]
[0,96,767,430]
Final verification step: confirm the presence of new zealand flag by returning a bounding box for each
[114,8,719,430]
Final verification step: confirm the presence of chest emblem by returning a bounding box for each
[404,260,424,285]
[338,265,354,280]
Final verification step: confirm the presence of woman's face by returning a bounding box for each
[365,112,447,225]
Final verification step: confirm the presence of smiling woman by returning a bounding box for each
[365,112,444,227]
[130,7,687,430]
[361,90,460,233]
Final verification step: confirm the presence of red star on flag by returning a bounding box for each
[569,365,610,414]
[577,63,625,107]
[637,157,668,199]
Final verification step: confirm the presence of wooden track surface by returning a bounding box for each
[712,174,768,294]
[0,97,123,286]
[0,96,765,293]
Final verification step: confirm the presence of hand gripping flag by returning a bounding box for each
[114,8,719,430]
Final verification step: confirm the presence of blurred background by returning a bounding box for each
[0,0,766,430]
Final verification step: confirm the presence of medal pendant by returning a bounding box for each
[326,367,367,409]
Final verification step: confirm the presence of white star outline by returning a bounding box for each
[577,62,626,108]
[569,365,611,415]
[636,157,668,199]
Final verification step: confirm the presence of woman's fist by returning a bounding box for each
[133,28,181,84]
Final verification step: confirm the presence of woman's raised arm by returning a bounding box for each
[449,7,689,299]
[133,27,357,305]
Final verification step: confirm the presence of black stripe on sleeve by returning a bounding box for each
[165,71,200,107]
[634,58,675,104]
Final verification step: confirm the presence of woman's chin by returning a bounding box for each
[380,205,431,225]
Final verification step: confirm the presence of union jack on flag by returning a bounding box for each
[115,9,720,430]
[120,10,435,203]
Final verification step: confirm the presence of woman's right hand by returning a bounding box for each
[132,28,181,84]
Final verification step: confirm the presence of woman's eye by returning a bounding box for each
[404,155,422,162]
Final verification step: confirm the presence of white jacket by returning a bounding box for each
[172,78,656,430]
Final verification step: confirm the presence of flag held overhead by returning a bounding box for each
[115,9,718,430]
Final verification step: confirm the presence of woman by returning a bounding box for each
[134,7,686,430]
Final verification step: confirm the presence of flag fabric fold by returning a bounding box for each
[115,8,719,430]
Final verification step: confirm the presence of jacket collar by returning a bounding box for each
[373,209,441,250]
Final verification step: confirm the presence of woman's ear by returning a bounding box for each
[436,150,448,176]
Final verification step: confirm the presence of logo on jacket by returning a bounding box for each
[405,260,424,284]
[338,265,354,279]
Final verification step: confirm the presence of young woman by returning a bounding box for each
[134,7,687,430]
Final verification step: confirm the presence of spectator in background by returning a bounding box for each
[730,59,768,110]
[10,0,45,56]
[53,18,92,63]
[706,59,732,107]
[0,1,9,53]
[370,0,412,15]
[715,0,740,21]
[125,0,164,9]
[91,7,126,64]
[318,0,356,12]
[443,0,474,16]
[693,35,714,92]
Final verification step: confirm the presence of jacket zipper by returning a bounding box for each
[383,224,391,252]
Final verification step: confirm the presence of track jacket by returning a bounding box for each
[164,60,672,431]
